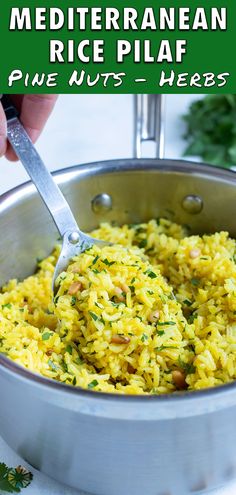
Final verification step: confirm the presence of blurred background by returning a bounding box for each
[0,94,200,194]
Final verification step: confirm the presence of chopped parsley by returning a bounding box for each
[61,361,68,373]
[157,321,176,326]
[71,296,76,306]
[178,357,196,374]
[138,239,147,248]
[144,269,157,279]
[88,379,98,389]
[135,227,146,234]
[65,344,72,355]
[72,376,76,386]
[89,311,99,321]
[183,299,192,307]
[155,345,178,352]
[2,303,12,309]
[191,278,200,287]
[95,301,103,309]
[156,330,165,336]
[188,313,198,324]
[42,332,53,341]
[102,258,115,267]
[147,290,154,295]
[141,333,148,342]
[92,255,100,265]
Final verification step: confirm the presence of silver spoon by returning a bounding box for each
[1,95,108,295]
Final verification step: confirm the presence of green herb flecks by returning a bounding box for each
[102,258,115,267]
[133,226,146,234]
[2,303,12,310]
[138,239,147,248]
[155,345,178,352]
[188,313,198,324]
[42,332,53,341]
[178,357,196,375]
[89,311,99,321]
[88,379,98,389]
[144,269,157,279]
[61,361,68,373]
[156,330,165,336]
[111,301,123,308]
[141,333,148,342]
[95,301,103,309]
[191,278,200,287]
[157,321,176,326]
[92,255,100,265]
[65,345,72,355]
[71,296,76,306]
[183,299,192,307]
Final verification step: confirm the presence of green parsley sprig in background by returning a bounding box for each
[182,95,236,168]
[0,463,33,493]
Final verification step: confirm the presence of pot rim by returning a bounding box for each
[1,157,236,404]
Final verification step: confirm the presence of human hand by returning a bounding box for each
[0,94,58,161]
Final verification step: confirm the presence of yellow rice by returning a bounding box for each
[1,218,236,395]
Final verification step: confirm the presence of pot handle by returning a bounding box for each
[134,94,165,159]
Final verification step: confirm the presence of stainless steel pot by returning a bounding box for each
[1,95,236,495]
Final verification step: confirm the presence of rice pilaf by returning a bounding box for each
[1,218,236,395]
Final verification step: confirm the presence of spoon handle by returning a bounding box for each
[1,95,79,238]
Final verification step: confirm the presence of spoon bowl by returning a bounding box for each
[52,230,109,295]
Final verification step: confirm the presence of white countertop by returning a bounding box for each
[0,94,235,494]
